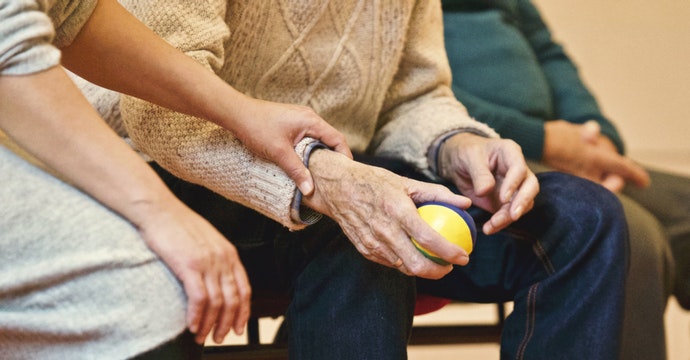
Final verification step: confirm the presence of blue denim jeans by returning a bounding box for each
[152,157,628,360]
[417,173,629,359]
[152,162,415,359]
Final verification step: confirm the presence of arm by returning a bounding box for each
[374,1,537,233]
[370,0,498,178]
[517,0,625,153]
[82,0,347,229]
[451,85,547,160]
[0,67,250,345]
[518,0,649,190]
[61,0,350,198]
[0,0,249,345]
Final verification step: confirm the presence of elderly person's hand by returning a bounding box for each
[302,150,472,280]
[544,120,650,193]
[437,133,540,235]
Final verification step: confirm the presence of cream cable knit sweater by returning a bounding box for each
[112,0,498,230]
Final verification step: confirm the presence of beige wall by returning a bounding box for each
[531,0,690,161]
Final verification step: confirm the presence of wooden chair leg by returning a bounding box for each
[203,302,505,359]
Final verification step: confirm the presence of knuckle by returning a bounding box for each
[208,292,223,309]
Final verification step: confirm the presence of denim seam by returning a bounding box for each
[532,240,556,275]
[516,283,539,360]
[515,239,554,359]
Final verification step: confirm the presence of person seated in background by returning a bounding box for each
[0,0,350,358]
[76,1,632,358]
[441,0,688,358]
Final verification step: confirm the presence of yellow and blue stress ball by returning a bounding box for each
[413,202,477,265]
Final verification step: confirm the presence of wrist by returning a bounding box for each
[289,142,330,225]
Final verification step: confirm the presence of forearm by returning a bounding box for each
[452,86,546,160]
[121,94,309,230]
[374,1,497,175]
[60,0,249,137]
[0,66,178,227]
[518,0,625,154]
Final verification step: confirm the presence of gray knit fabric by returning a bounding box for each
[0,1,188,358]
[0,146,188,359]
[0,0,97,75]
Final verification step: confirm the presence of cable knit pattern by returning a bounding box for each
[112,0,498,229]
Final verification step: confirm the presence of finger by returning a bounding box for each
[349,215,435,276]
[581,120,601,143]
[468,164,497,197]
[407,179,472,210]
[211,273,239,344]
[620,160,651,188]
[308,123,353,159]
[195,275,224,344]
[394,201,468,269]
[507,172,540,221]
[231,263,252,335]
[601,174,626,193]
[595,153,650,188]
[494,144,532,204]
[177,272,207,336]
[403,212,469,266]
[483,203,513,235]
[343,228,399,268]
[277,151,315,195]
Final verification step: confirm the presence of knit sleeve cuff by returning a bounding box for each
[289,140,328,226]
[427,129,463,176]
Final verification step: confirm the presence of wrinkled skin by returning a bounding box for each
[302,132,540,279]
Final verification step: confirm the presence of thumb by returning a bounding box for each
[280,153,315,195]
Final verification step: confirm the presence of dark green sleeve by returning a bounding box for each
[452,84,546,160]
[516,0,626,154]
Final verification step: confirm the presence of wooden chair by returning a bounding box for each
[202,294,505,360]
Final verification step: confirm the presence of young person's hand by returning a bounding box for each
[230,97,351,195]
[0,66,251,345]
[61,0,352,196]
[132,196,251,345]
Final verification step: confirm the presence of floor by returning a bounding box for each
[210,151,690,358]
[212,298,689,359]
[408,299,690,359]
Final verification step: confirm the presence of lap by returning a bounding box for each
[0,146,187,360]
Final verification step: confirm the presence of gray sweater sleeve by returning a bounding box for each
[0,0,96,75]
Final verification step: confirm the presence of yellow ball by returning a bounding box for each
[413,202,476,265]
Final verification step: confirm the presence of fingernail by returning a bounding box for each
[299,180,314,196]
[460,254,469,265]
[503,190,514,203]
[512,205,524,219]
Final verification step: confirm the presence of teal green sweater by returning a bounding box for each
[442,0,625,160]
